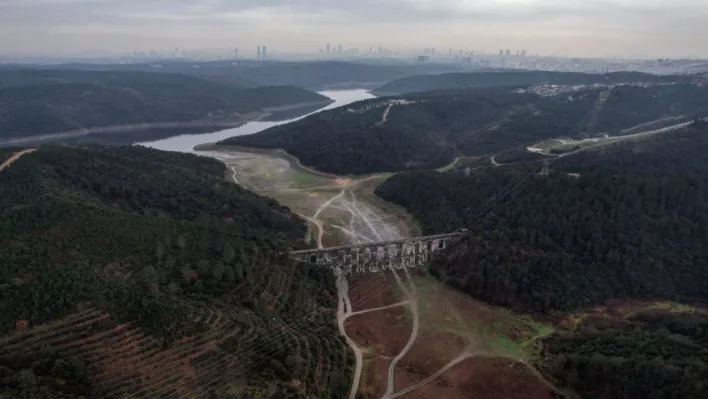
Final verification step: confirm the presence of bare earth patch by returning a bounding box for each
[345,305,412,358]
[348,271,404,312]
[398,357,553,399]
[359,355,391,398]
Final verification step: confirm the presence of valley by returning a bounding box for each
[189,142,565,398]
[154,83,708,398]
[4,69,708,399]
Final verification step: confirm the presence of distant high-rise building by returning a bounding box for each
[257,46,261,59]
[499,49,504,57]
[369,47,372,53]
[327,43,330,53]
[234,48,238,58]
[262,46,268,58]
[338,44,343,53]
[505,49,511,57]
[449,48,452,55]
[521,49,528,57]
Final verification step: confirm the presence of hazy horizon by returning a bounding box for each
[0,0,706,59]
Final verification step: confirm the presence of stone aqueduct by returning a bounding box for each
[288,230,467,275]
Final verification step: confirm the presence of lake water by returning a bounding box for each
[137,89,375,153]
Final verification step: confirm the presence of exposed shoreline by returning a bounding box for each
[194,143,342,180]
[0,100,333,148]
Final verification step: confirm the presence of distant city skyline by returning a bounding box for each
[0,0,707,59]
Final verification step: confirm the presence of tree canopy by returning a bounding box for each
[0,145,352,398]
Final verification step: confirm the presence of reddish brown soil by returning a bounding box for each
[358,355,390,398]
[394,329,469,391]
[348,270,403,312]
[398,357,553,399]
[345,305,412,358]
[321,226,347,248]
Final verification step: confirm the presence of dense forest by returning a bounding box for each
[0,145,352,398]
[373,70,693,95]
[0,69,331,141]
[541,309,708,399]
[377,120,708,312]
[596,83,708,133]
[376,120,708,398]
[221,83,708,174]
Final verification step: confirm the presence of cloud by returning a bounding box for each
[0,0,706,57]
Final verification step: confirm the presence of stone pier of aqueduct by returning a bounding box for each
[288,231,466,275]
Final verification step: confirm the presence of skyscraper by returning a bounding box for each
[505,49,511,57]
[262,46,268,59]
[499,49,504,57]
[257,46,261,59]
[234,48,238,58]
[327,43,330,53]
[338,44,343,53]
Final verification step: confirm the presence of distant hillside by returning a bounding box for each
[12,60,468,90]
[0,69,331,143]
[0,145,352,398]
[220,83,708,174]
[0,68,255,89]
[373,70,692,95]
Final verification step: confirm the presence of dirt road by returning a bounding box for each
[337,274,365,399]
[0,149,36,172]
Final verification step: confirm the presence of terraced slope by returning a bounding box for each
[0,145,353,398]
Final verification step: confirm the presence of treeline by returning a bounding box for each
[220,87,598,174]
[4,60,461,90]
[373,70,693,95]
[376,120,708,313]
[223,83,708,175]
[597,84,708,132]
[0,145,351,397]
[0,68,330,140]
[541,311,708,399]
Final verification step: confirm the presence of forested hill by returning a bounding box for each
[373,70,692,95]
[220,83,708,175]
[377,120,708,312]
[377,122,708,399]
[0,69,331,141]
[0,146,353,398]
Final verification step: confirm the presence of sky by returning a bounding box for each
[0,0,706,58]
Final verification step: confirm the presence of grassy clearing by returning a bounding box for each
[532,139,563,151]
[412,275,552,362]
[647,301,701,313]
[436,157,461,172]
[289,170,331,188]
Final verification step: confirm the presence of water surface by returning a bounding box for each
[137,89,375,153]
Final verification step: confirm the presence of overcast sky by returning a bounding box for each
[0,0,706,58]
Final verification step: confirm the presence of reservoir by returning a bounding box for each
[137,89,375,153]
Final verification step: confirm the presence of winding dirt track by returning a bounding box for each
[0,149,35,172]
